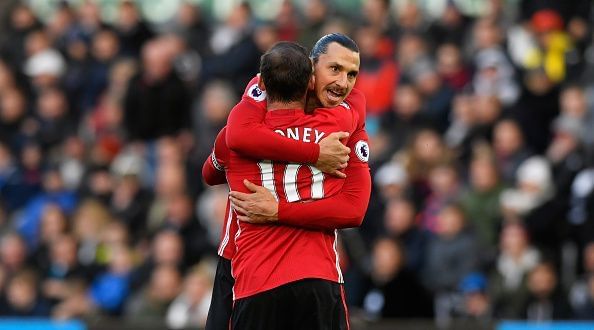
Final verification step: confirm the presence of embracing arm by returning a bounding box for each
[201,127,228,186]
[278,164,371,230]
[226,77,319,163]
[226,77,349,176]
[230,129,371,230]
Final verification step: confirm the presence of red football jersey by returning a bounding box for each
[202,76,371,298]
[227,102,360,299]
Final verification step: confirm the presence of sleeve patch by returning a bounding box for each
[247,84,266,102]
[355,140,369,163]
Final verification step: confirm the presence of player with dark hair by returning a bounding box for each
[204,35,370,330]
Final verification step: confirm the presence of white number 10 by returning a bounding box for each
[257,161,325,202]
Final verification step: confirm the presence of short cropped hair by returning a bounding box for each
[310,33,359,64]
[260,41,312,103]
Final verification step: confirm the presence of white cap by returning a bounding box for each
[24,49,66,77]
[516,156,552,188]
[374,161,407,187]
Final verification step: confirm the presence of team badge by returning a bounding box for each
[355,140,369,162]
[247,84,266,102]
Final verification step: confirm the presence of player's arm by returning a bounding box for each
[202,127,229,186]
[230,130,371,230]
[226,77,349,177]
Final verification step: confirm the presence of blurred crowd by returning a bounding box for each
[0,0,593,328]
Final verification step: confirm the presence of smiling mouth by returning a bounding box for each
[327,89,345,102]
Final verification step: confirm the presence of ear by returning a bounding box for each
[258,77,266,91]
[308,74,315,91]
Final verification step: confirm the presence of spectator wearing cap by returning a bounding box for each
[523,9,581,83]
[500,156,566,258]
[23,30,66,89]
[472,47,520,108]
[456,272,492,324]
[374,160,408,202]
[109,150,152,232]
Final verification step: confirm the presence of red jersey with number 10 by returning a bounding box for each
[227,103,360,300]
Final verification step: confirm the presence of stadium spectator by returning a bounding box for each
[488,223,540,319]
[459,155,505,251]
[492,119,532,184]
[1,269,50,317]
[166,262,214,329]
[521,261,572,320]
[455,272,492,325]
[113,1,154,58]
[123,39,191,142]
[418,162,461,233]
[0,232,28,275]
[363,237,433,319]
[125,264,182,322]
[41,234,88,307]
[383,198,428,273]
[570,242,594,317]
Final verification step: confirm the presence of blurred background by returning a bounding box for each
[0,0,593,329]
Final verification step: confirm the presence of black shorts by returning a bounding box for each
[231,279,350,330]
[205,256,234,330]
